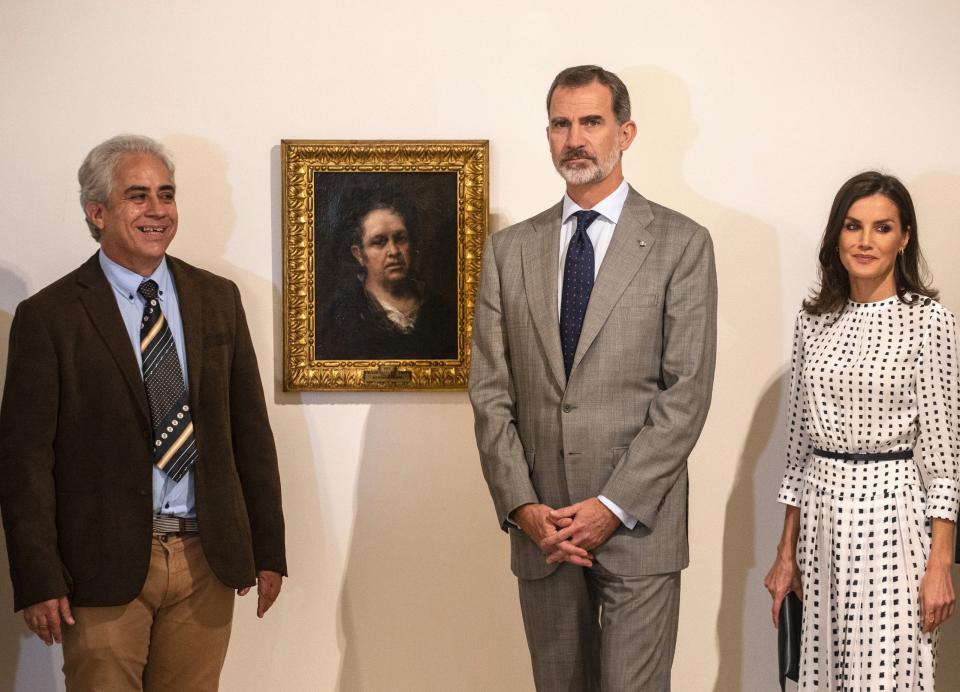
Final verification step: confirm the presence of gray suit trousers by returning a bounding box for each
[518,559,680,691]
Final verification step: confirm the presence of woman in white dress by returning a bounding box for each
[765,171,958,690]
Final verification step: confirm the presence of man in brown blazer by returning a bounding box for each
[469,66,717,690]
[0,135,285,690]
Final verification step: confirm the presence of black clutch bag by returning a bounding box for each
[955,515,960,562]
[778,591,802,690]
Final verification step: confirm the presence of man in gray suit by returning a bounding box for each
[469,65,717,690]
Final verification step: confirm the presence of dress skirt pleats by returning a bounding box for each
[798,454,936,691]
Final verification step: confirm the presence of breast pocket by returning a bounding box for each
[609,290,663,360]
[617,292,660,309]
[203,332,231,348]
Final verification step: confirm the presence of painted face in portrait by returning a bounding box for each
[547,80,636,188]
[838,193,909,300]
[84,152,178,277]
[351,208,412,290]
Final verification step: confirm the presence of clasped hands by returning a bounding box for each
[512,498,621,566]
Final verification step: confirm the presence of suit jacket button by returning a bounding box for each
[562,404,572,413]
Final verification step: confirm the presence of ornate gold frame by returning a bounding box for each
[282,140,488,391]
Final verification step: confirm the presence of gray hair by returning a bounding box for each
[78,134,175,240]
[546,65,632,125]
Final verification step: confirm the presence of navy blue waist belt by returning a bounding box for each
[813,448,913,462]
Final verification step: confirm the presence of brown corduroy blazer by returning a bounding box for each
[0,253,286,611]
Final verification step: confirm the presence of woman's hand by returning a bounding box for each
[766,505,803,627]
[919,517,957,633]
[765,553,803,628]
[918,559,955,632]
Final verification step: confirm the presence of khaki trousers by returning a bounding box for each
[62,534,234,692]
[518,561,681,692]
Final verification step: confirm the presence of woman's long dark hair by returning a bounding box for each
[804,171,937,314]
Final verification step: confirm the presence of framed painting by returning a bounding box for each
[282,140,488,391]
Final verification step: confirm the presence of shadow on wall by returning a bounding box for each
[0,265,65,692]
[909,170,960,318]
[710,169,960,689]
[713,371,789,692]
[489,212,513,238]
[939,573,960,687]
[161,136,329,689]
[0,265,28,382]
[908,170,960,687]
[336,399,532,692]
[617,66,784,689]
[270,128,527,689]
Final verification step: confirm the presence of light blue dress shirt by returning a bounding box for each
[98,251,196,517]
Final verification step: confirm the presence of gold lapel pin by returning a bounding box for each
[639,240,647,247]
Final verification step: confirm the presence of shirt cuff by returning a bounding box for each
[925,477,960,521]
[776,473,804,508]
[598,495,638,529]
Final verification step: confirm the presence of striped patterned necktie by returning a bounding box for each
[559,209,600,378]
[138,280,198,482]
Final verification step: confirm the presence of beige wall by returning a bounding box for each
[2,1,960,690]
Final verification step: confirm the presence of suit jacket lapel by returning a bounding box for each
[167,257,203,411]
[572,188,656,372]
[76,253,151,427]
[522,202,566,388]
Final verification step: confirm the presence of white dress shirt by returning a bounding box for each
[557,179,638,530]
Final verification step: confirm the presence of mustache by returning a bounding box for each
[561,147,596,164]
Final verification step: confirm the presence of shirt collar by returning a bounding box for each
[98,250,171,303]
[561,179,630,226]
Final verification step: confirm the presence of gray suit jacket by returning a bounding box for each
[469,187,717,580]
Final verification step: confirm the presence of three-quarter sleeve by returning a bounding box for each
[778,311,813,507]
[916,302,960,521]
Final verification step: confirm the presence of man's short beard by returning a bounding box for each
[554,145,622,187]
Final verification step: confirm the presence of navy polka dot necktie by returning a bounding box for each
[560,210,600,378]
[138,280,198,482]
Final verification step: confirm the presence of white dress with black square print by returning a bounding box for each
[777,295,960,691]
